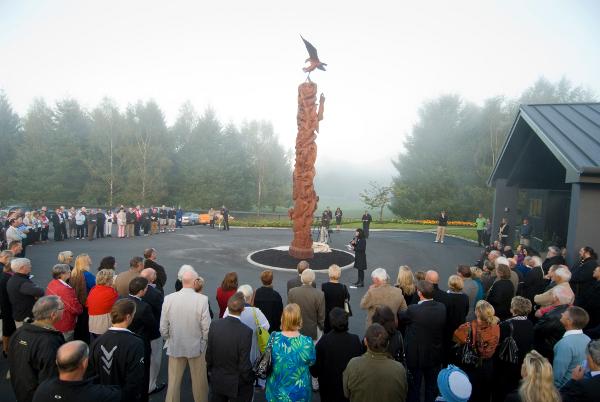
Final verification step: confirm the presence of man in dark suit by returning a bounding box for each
[286,260,315,295]
[143,248,167,293]
[399,280,447,402]
[140,268,166,395]
[206,292,253,402]
[561,339,600,402]
[127,277,158,402]
[52,208,63,241]
[60,207,69,240]
[519,256,546,304]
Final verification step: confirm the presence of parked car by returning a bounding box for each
[182,212,199,226]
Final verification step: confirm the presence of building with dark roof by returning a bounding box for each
[488,103,600,263]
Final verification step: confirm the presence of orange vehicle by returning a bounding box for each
[199,213,210,225]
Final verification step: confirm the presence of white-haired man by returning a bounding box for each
[360,268,407,328]
[7,258,45,327]
[533,284,575,360]
[160,270,211,402]
[534,266,574,307]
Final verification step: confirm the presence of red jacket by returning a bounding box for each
[86,285,118,315]
[216,287,237,318]
[45,279,83,333]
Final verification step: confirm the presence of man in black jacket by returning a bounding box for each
[561,339,600,402]
[7,258,45,326]
[399,280,446,402]
[9,295,66,402]
[206,292,254,402]
[96,209,106,238]
[128,277,158,400]
[519,256,546,304]
[140,268,166,395]
[143,248,166,293]
[51,208,63,241]
[33,341,121,402]
[543,246,566,274]
[89,299,145,402]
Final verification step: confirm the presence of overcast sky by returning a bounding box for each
[1,0,599,178]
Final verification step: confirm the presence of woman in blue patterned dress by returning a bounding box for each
[266,303,316,402]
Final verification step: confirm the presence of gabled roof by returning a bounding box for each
[488,103,600,186]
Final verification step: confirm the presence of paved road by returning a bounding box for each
[0,226,481,401]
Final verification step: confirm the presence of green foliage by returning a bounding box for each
[359,181,392,222]
[391,77,596,220]
[0,95,292,211]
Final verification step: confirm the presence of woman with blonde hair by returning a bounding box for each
[71,253,95,343]
[453,300,500,402]
[87,269,119,341]
[395,265,418,305]
[266,303,316,402]
[504,350,561,402]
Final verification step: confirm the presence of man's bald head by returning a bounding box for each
[182,270,199,287]
[140,268,156,283]
[425,270,439,284]
[56,341,89,373]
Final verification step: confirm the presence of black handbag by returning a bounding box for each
[498,320,519,364]
[252,333,274,379]
[456,322,481,368]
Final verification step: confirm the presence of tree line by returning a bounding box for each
[0,95,292,212]
[390,77,596,221]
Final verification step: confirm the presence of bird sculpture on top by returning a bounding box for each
[301,35,327,75]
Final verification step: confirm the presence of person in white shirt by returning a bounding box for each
[160,269,211,402]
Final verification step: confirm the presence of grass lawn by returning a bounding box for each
[229,218,478,242]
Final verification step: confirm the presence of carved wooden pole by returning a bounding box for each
[289,81,324,259]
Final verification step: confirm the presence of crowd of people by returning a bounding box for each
[0,234,598,402]
[1,206,185,254]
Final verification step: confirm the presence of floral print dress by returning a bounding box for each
[266,331,316,402]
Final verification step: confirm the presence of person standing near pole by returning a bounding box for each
[350,228,367,288]
[361,211,372,239]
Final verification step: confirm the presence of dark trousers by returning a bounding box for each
[464,358,494,402]
[209,382,253,402]
[53,225,63,241]
[61,222,68,239]
[223,218,229,231]
[41,227,49,241]
[477,230,485,246]
[363,223,370,238]
[357,269,364,285]
[76,224,85,238]
[408,366,440,402]
[96,224,104,238]
[134,222,141,236]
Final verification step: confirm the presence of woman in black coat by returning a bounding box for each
[253,270,283,332]
[310,308,364,402]
[444,275,469,364]
[351,228,366,287]
[491,296,535,402]
[486,264,515,321]
[321,265,349,333]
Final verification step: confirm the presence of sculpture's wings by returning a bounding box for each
[301,35,319,60]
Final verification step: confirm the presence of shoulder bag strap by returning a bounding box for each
[252,307,261,331]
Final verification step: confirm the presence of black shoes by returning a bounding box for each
[149,383,166,395]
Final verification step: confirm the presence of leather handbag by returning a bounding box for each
[456,322,481,367]
[498,320,519,364]
[252,333,274,379]
[253,308,270,353]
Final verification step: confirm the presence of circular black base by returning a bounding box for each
[249,248,354,270]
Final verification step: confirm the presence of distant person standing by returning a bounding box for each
[350,229,367,288]
[520,218,533,247]
[435,210,448,244]
[361,211,372,239]
[86,210,97,241]
[498,217,510,247]
[335,207,343,232]
[475,213,487,247]
[221,206,230,231]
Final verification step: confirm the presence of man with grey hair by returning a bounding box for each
[533,284,573,361]
[543,245,566,274]
[534,266,574,307]
[561,339,600,401]
[32,341,121,402]
[287,260,315,294]
[160,270,211,402]
[360,268,407,327]
[8,295,66,402]
[7,257,45,327]
[519,255,546,303]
